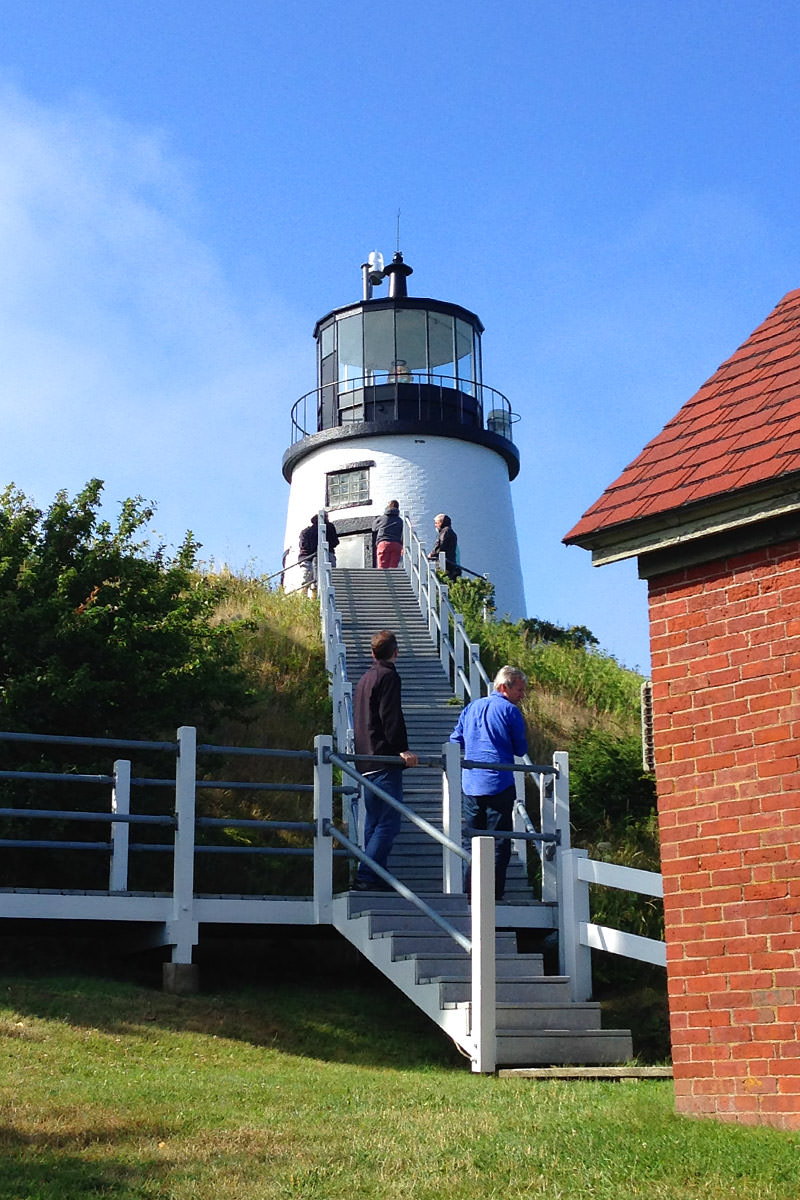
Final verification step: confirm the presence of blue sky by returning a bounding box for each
[2,1,799,673]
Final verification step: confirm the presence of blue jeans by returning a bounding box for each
[463,784,515,901]
[356,768,404,887]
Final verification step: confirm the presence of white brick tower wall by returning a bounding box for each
[283,432,526,620]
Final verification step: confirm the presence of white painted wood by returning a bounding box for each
[557,848,592,1002]
[583,922,667,968]
[442,741,463,894]
[468,643,482,701]
[313,734,333,923]
[453,613,465,701]
[471,836,496,1073]
[109,759,131,892]
[170,726,197,965]
[552,751,571,852]
[577,858,664,898]
[0,893,172,920]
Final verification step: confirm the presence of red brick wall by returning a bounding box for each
[649,539,800,1130]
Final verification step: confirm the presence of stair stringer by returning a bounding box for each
[331,894,473,1055]
[331,895,635,1068]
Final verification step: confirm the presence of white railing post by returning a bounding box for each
[453,613,465,700]
[164,726,199,992]
[557,846,592,1001]
[553,750,571,850]
[314,734,333,923]
[340,680,353,751]
[109,758,131,892]
[541,750,570,903]
[511,757,527,865]
[442,741,463,893]
[468,643,481,702]
[427,567,437,647]
[439,585,450,674]
[317,507,327,596]
[471,836,496,1073]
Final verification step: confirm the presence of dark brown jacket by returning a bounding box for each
[353,659,409,763]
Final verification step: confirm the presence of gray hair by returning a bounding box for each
[493,665,527,689]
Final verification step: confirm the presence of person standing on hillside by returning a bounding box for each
[299,512,339,590]
[428,513,461,581]
[352,629,418,891]
[449,666,528,901]
[372,499,404,569]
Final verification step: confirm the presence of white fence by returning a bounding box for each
[0,526,665,1063]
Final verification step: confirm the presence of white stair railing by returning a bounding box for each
[316,513,356,834]
[402,513,491,703]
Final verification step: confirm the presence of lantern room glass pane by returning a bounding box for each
[363,308,394,384]
[427,311,455,378]
[395,308,427,380]
[455,318,474,394]
[320,322,334,359]
[337,313,363,390]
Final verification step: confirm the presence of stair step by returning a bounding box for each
[378,932,518,955]
[493,1030,634,1068]
[345,894,469,915]
[401,954,546,981]
[438,978,569,1004]
[329,566,633,1071]
[494,1003,602,1031]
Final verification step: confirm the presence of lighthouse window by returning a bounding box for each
[326,467,370,509]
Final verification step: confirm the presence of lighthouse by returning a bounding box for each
[281,252,526,618]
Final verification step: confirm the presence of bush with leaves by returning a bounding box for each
[0,480,253,741]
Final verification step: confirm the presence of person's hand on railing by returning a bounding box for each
[399,750,419,767]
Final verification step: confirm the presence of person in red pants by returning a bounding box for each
[372,500,404,568]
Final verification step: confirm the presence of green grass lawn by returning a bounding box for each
[1,954,799,1200]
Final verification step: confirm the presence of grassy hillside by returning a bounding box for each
[3,969,798,1198]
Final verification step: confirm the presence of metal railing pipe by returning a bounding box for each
[326,822,471,953]
[329,752,468,862]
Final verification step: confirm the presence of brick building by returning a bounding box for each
[564,289,800,1129]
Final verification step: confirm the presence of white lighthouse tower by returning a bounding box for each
[282,251,526,618]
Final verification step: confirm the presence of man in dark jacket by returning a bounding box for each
[352,628,418,890]
[427,513,461,580]
[299,512,339,588]
[372,499,403,569]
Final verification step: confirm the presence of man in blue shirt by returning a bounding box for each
[449,666,528,901]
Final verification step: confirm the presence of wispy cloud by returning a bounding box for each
[0,83,304,569]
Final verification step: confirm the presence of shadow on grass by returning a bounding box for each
[0,1127,168,1200]
[0,928,465,1071]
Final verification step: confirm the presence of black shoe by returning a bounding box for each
[352,879,393,892]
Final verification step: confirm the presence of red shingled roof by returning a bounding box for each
[564,288,800,544]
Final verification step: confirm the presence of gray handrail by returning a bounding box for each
[328,750,468,863]
[325,822,471,953]
[401,514,492,703]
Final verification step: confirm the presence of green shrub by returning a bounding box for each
[0,480,253,741]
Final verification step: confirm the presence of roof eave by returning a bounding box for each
[565,474,800,567]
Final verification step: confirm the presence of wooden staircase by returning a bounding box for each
[329,566,633,1068]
